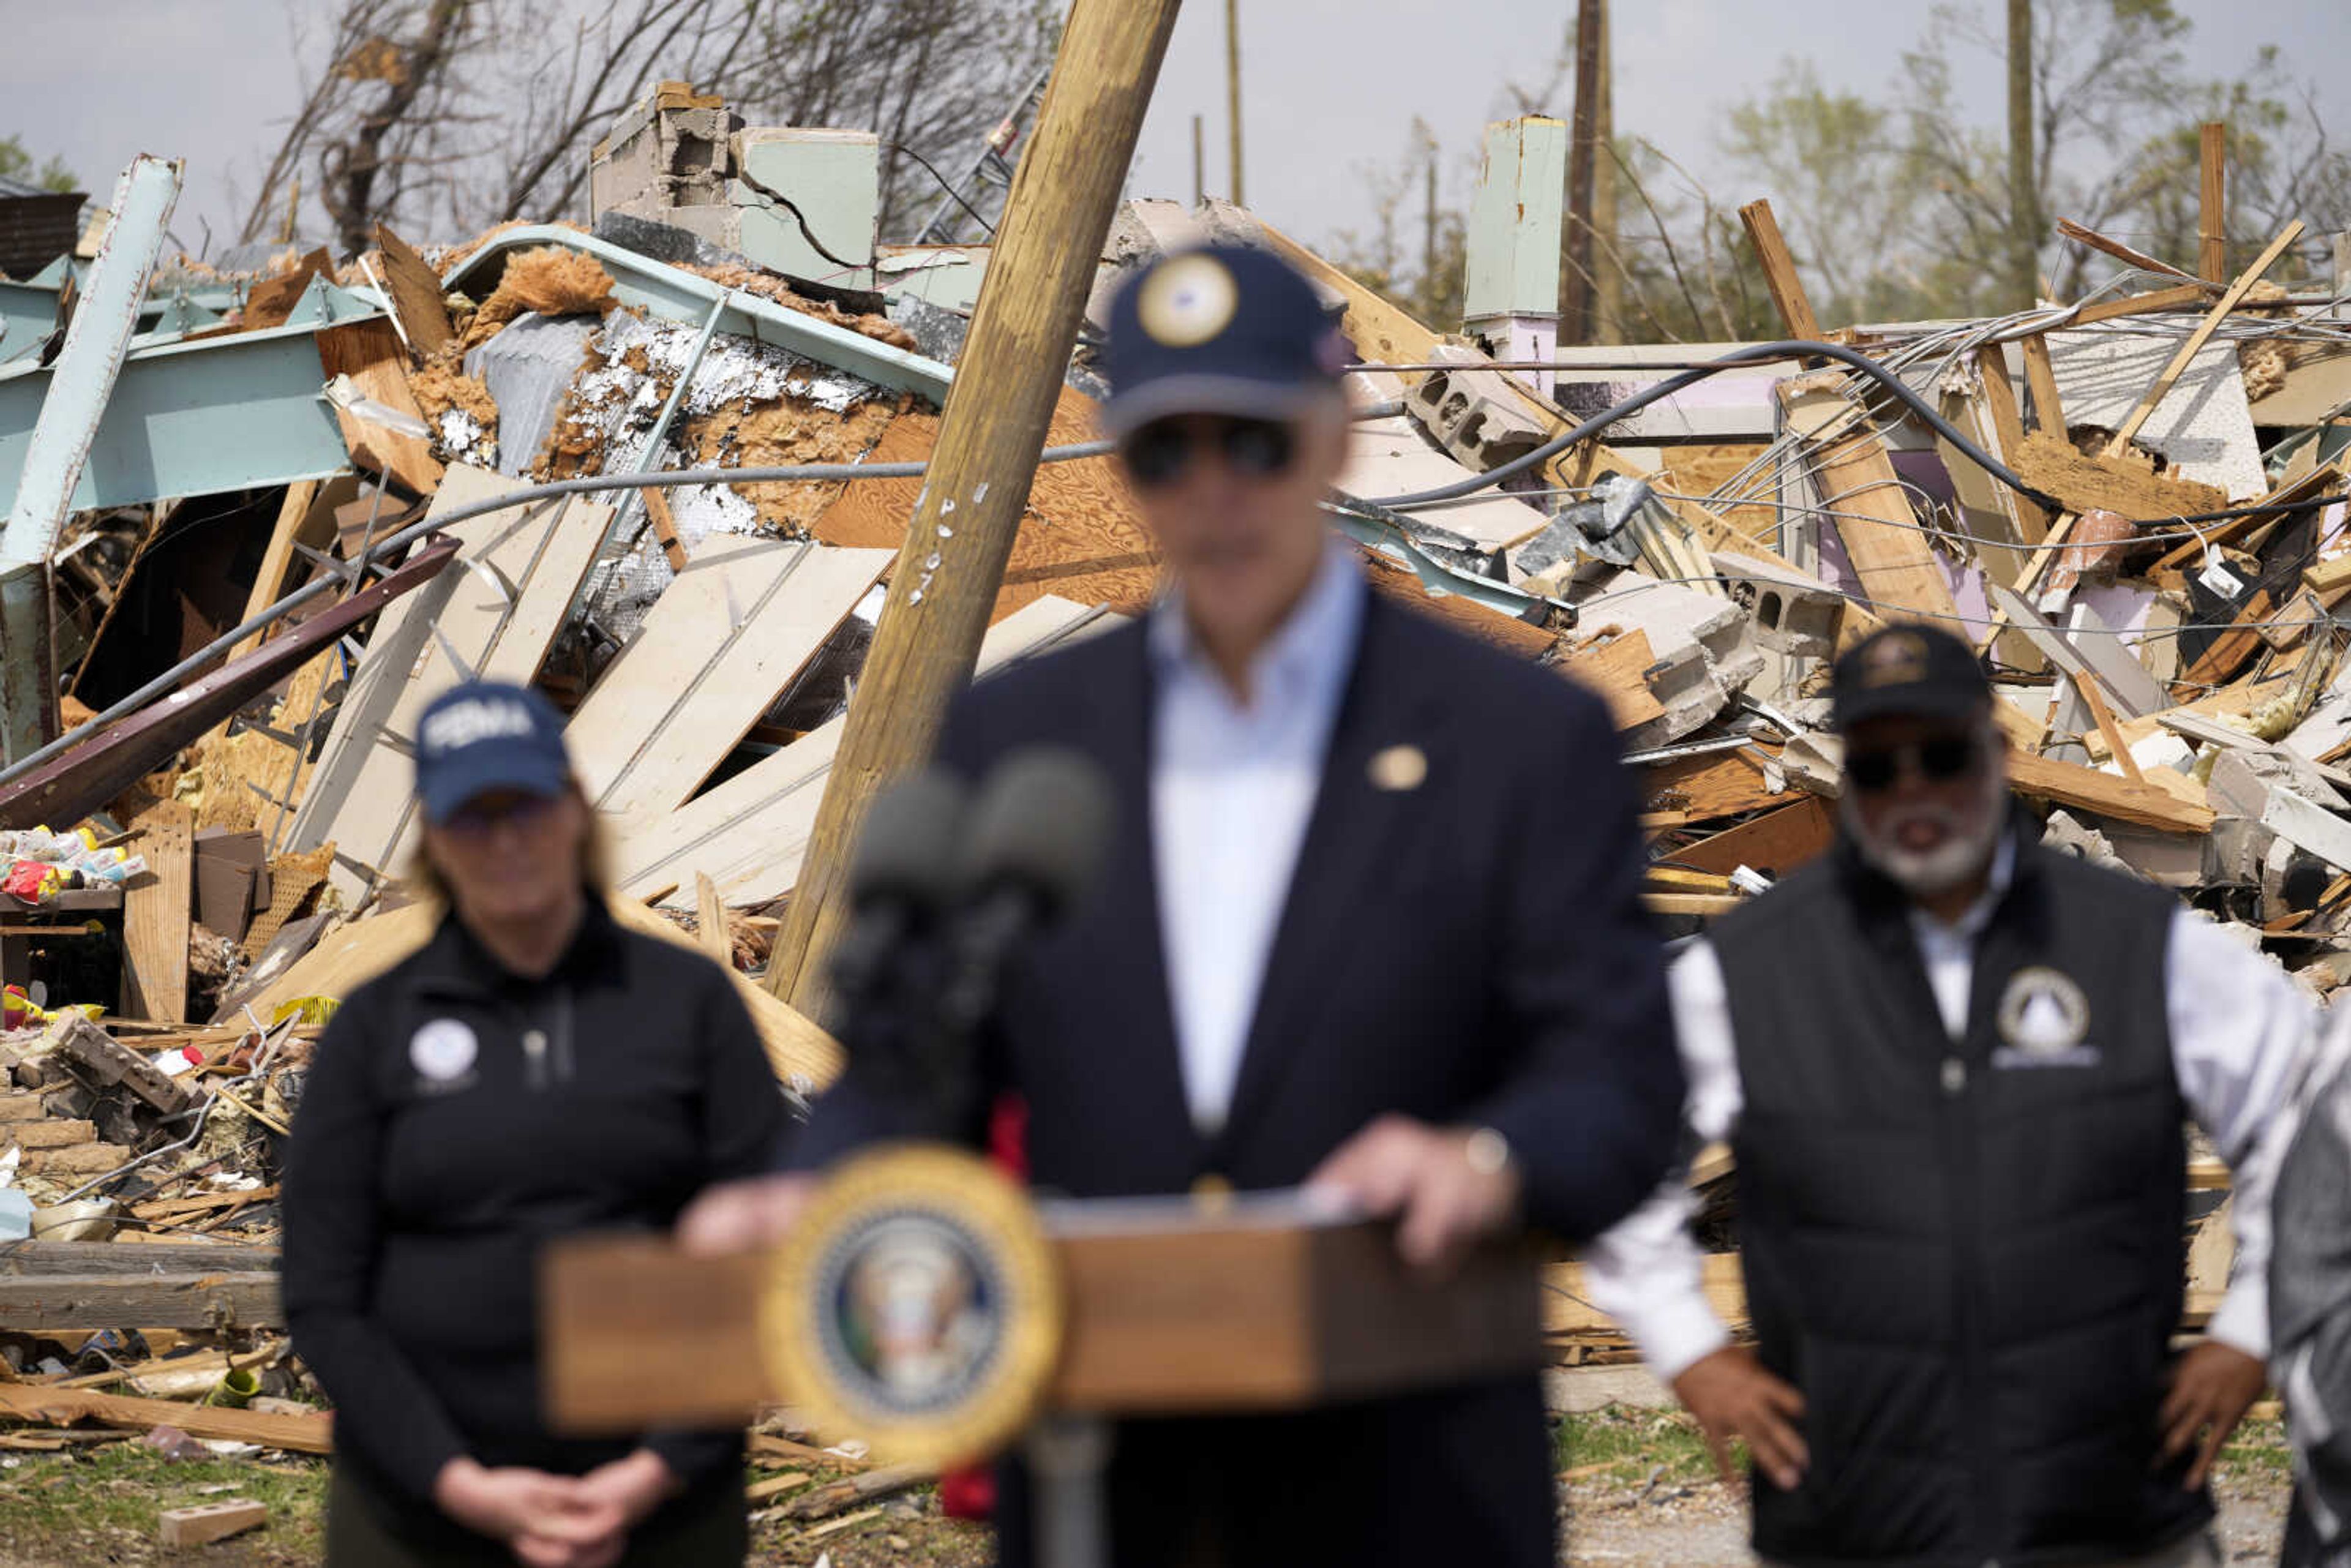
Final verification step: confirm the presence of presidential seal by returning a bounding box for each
[1993,966,2099,1068]
[759,1144,1062,1467]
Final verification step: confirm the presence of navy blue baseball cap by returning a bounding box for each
[413,681,572,825]
[1831,626,1994,732]
[1098,245,1351,437]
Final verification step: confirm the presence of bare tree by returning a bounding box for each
[236,0,1059,258]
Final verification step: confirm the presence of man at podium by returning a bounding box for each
[682,245,1684,1566]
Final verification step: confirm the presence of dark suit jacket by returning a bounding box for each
[795,588,1682,1567]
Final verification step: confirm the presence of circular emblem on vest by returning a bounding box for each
[759,1144,1062,1468]
[1995,966,2091,1057]
[1138,253,1240,347]
[408,1018,478,1081]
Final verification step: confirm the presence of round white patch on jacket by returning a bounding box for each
[410,1018,479,1081]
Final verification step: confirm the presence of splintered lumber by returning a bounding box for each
[564,539,891,817]
[2176,589,2276,696]
[315,317,443,496]
[160,1499,268,1548]
[2150,463,2344,578]
[2005,750,2214,834]
[1664,799,1824,883]
[372,223,454,355]
[1991,222,2306,645]
[1738,199,1825,343]
[780,1463,931,1520]
[1777,378,1964,626]
[0,1383,331,1454]
[1556,628,1667,732]
[2022,334,2066,435]
[1638,749,1790,823]
[2007,430,2227,522]
[765,0,1186,1010]
[695,873,730,968]
[120,798,193,1022]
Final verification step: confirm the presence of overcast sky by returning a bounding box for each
[6,0,2349,263]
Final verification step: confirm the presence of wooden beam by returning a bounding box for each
[2005,750,2215,834]
[2175,588,2276,697]
[1777,380,1963,626]
[1972,345,2049,546]
[2006,429,2227,522]
[0,1382,328,1454]
[2021,334,2065,435]
[2068,283,2211,328]
[119,798,192,1022]
[765,0,1186,1009]
[696,872,730,968]
[0,1271,280,1331]
[1738,199,1824,343]
[2200,122,2227,283]
[2056,218,2210,290]
[1664,797,1834,879]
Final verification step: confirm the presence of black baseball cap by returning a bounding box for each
[1097,245,1351,437]
[413,681,572,824]
[1830,626,1994,732]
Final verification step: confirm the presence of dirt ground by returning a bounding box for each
[0,1412,2297,1567]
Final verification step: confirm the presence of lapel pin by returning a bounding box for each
[1368,744,1427,792]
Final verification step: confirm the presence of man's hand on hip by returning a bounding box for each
[1671,1345,1808,1491]
[2159,1340,2268,1491]
[675,1174,817,1256]
[1306,1116,1522,1274]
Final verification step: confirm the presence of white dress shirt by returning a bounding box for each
[1581,836,2317,1382]
[1149,542,1366,1134]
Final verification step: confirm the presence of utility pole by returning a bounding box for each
[765,0,1186,1010]
[1591,0,1619,344]
[1226,0,1245,206]
[2199,122,2227,281]
[1423,129,1439,317]
[1562,0,1602,342]
[2007,0,2037,310]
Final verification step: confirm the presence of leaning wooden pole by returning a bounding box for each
[766,0,1184,1010]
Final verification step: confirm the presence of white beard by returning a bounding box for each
[1840,757,2009,896]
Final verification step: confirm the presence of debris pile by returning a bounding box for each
[1,78,2345,1439]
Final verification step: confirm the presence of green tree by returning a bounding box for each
[0,136,80,194]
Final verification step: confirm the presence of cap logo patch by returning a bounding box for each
[1857,631,1932,688]
[421,696,535,759]
[1138,254,1239,348]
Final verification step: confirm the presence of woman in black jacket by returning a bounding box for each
[285,681,786,1568]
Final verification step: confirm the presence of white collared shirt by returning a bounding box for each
[1581,839,2317,1381]
[1149,541,1366,1134]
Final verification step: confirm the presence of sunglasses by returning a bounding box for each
[1846,736,1983,793]
[1119,417,1298,489]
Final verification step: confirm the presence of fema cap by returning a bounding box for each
[1098,245,1351,437]
[413,681,572,825]
[1830,626,1994,732]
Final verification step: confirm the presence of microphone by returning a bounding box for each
[935,748,1116,1041]
[825,768,969,1014]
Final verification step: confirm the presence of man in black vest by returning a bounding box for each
[1583,625,2314,1568]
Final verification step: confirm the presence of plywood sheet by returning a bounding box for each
[119,799,193,1022]
[609,598,1116,909]
[566,539,892,816]
[285,465,613,902]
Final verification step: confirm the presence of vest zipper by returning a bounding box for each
[1943,1038,1997,1562]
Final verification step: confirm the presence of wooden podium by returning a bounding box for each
[542,1191,1545,1566]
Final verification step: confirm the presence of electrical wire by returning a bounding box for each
[890,143,997,238]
